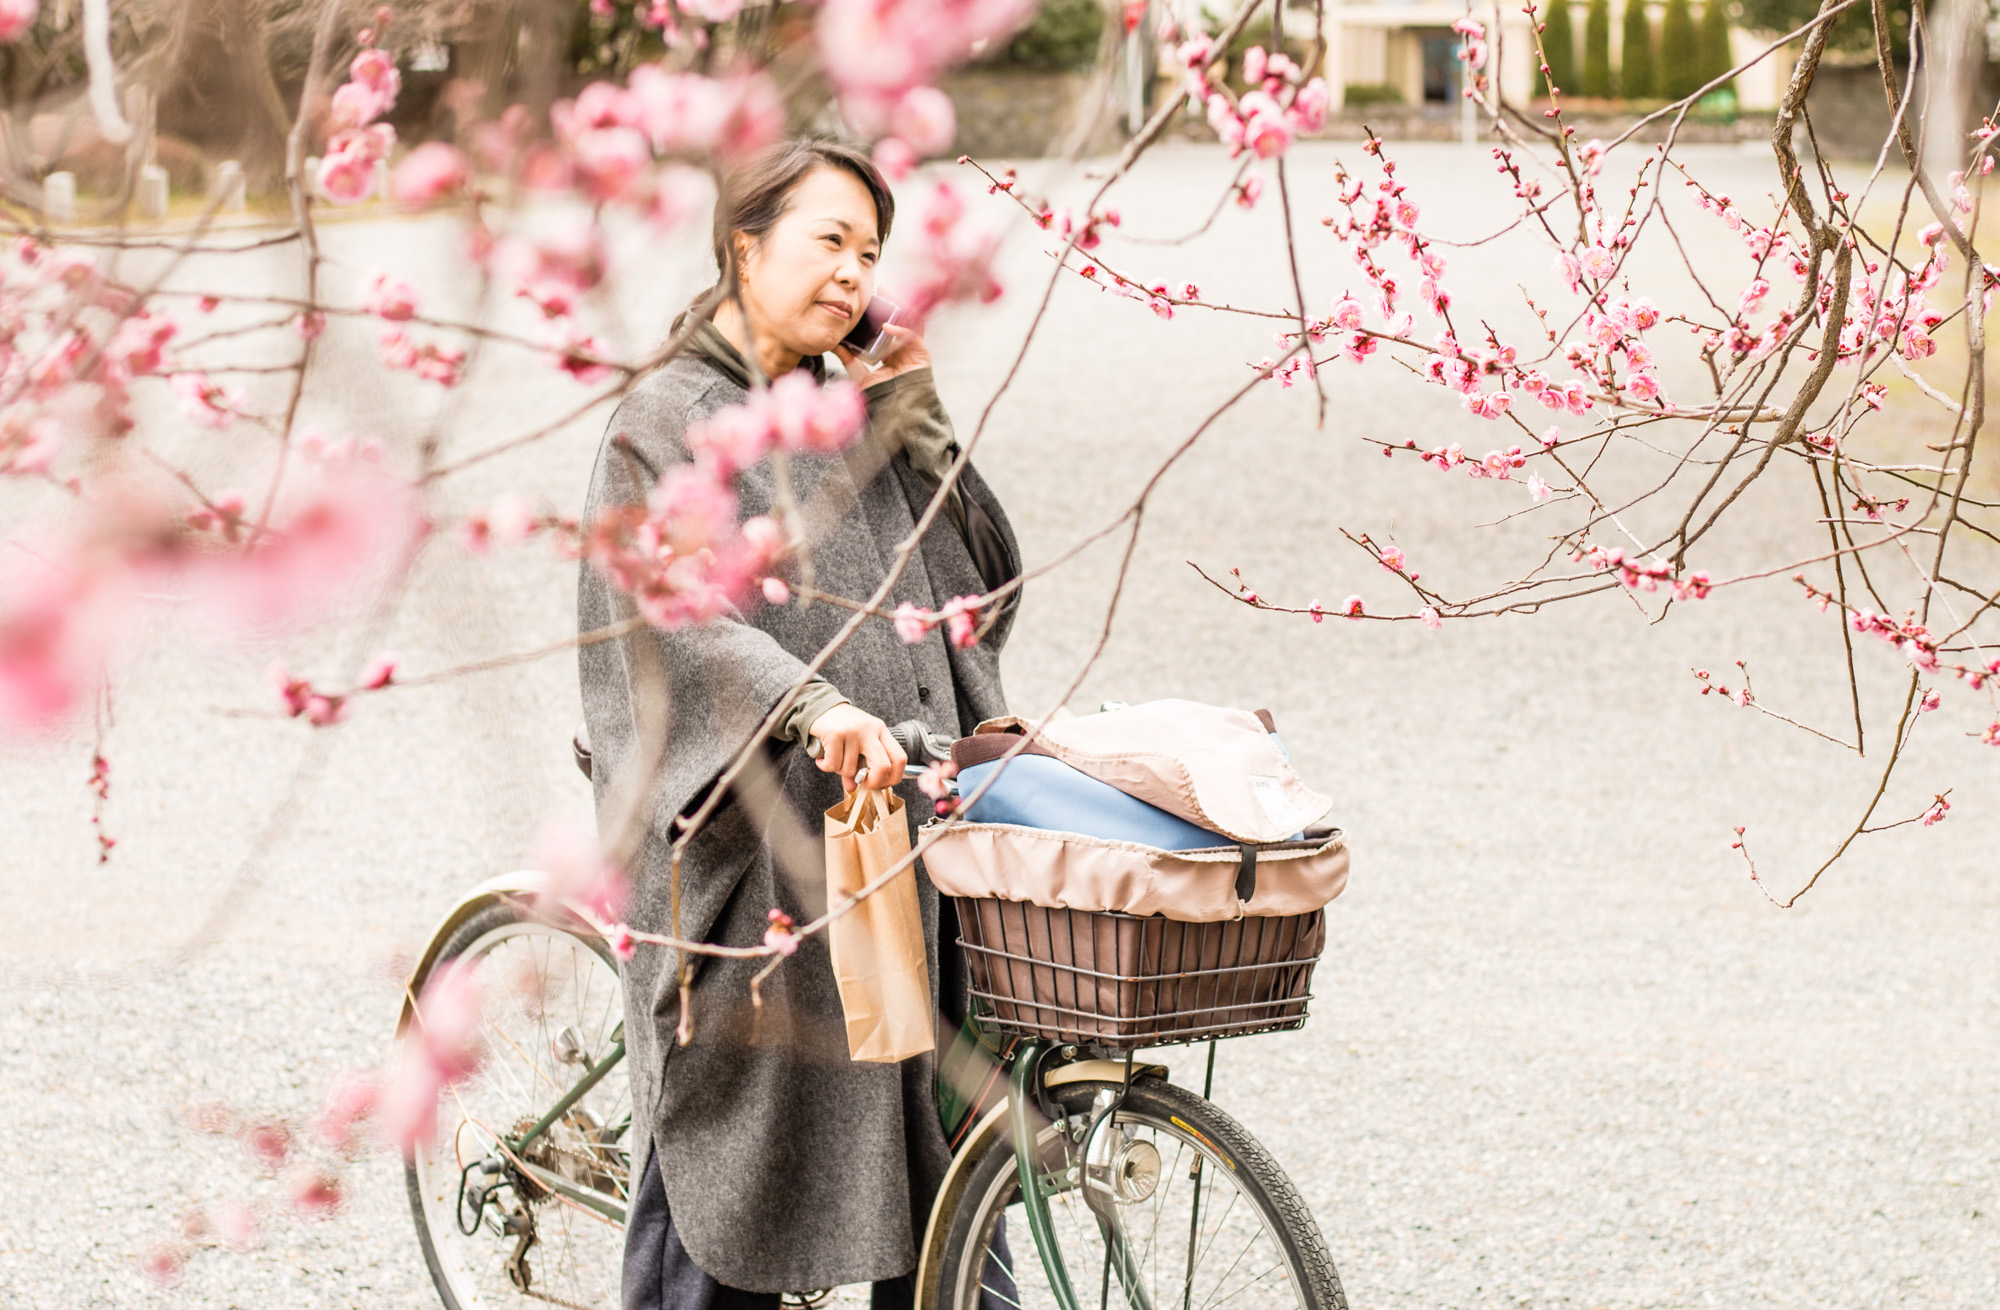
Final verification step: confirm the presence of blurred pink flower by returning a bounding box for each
[362,272,417,321]
[0,0,37,43]
[651,466,738,553]
[527,811,632,925]
[893,601,930,644]
[892,86,957,156]
[941,594,982,648]
[104,311,179,382]
[391,143,469,204]
[210,1200,260,1251]
[872,135,917,182]
[241,1119,292,1170]
[382,960,485,1153]
[312,1071,380,1150]
[172,372,244,428]
[764,908,800,955]
[138,1243,187,1287]
[817,0,1034,128]
[916,759,957,800]
[690,402,776,473]
[206,452,424,631]
[317,124,396,205]
[287,1169,346,1218]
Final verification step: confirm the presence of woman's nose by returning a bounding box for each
[835,252,863,288]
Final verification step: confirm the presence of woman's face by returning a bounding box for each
[735,167,881,359]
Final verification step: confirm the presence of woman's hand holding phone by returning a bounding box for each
[835,322,929,386]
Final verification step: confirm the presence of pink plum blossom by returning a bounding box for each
[206,449,424,631]
[391,143,469,204]
[873,136,917,182]
[916,759,957,799]
[312,1072,380,1149]
[893,602,930,644]
[892,86,958,156]
[362,273,417,321]
[0,0,39,43]
[382,960,485,1152]
[1420,607,1442,629]
[288,1170,346,1218]
[816,0,1034,129]
[941,594,983,648]
[172,373,244,428]
[764,908,800,955]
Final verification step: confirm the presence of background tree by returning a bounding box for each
[1583,0,1613,96]
[1736,0,1909,54]
[1540,0,1577,97]
[1620,0,1655,99]
[1659,0,1700,98]
[1699,0,1735,92]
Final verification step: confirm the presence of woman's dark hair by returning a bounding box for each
[684,138,895,324]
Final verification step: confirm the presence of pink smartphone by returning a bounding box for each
[840,295,902,363]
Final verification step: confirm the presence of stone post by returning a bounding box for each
[44,172,76,224]
[215,160,247,214]
[137,165,169,220]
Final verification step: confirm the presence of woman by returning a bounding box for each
[577,139,1021,1309]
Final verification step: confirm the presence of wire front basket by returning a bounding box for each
[953,898,1324,1052]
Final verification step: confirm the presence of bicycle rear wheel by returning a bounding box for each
[935,1076,1344,1310]
[405,898,632,1310]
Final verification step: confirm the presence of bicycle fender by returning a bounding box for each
[916,1099,1012,1310]
[914,1061,1170,1309]
[395,871,604,1036]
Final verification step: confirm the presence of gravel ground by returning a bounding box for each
[3,141,1996,1309]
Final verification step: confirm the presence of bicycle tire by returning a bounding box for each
[404,897,631,1310]
[933,1076,1345,1310]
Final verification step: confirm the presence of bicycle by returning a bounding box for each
[400,721,1347,1310]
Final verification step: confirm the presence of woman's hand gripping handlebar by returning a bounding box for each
[806,707,952,792]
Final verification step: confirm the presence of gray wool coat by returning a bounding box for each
[576,349,1019,1293]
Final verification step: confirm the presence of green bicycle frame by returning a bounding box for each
[502,1039,628,1224]
[1006,1041,1152,1310]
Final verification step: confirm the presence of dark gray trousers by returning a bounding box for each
[621,1152,1016,1310]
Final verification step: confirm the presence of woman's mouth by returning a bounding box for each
[817,300,854,320]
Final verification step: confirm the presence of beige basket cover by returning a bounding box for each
[920,820,1349,923]
[991,699,1334,845]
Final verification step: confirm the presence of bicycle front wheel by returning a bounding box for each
[935,1075,1344,1310]
[405,897,632,1310]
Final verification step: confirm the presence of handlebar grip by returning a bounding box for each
[888,720,952,767]
[804,719,955,779]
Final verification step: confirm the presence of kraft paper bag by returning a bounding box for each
[824,786,935,1063]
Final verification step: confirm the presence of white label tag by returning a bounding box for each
[1246,775,1297,832]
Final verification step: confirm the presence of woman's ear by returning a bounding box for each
[731,231,757,285]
